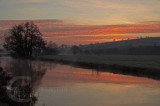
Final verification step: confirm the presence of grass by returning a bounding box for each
[36,55,160,69]
[35,55,160,80]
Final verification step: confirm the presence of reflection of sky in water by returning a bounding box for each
[37,83,160,106]
[0,57,160,106]
[41,64,160,87]
[37,58,160,106]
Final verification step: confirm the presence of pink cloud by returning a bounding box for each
[0,19,160,45]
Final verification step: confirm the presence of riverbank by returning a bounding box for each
[35,55,160,80]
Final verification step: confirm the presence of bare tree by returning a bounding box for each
[3,21,46,57]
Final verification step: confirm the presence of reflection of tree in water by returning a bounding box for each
[0,59,47,106]
[5,59,47,87]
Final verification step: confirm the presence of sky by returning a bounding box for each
[0,0,160,45]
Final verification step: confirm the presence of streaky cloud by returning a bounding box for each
[0,19,160,45]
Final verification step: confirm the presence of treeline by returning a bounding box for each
[33,41,59,56]
[70,37,160,55]
[33,42,160,55]
[3,40,160,56]
[70,45,160,55]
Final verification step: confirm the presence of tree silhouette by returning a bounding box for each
[3,21,46,58]
[71,45,82,55]
[45,41,59,55]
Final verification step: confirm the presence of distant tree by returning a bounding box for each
[3,21,45,57]
[60,44,68,48]
[45,41,59,55]
[71,45,82,55]
[0,36,3,47]
[84,50,91,55]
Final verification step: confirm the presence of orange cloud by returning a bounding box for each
[42,25,160,36]
[0,20,160,45]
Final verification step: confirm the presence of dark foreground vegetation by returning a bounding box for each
[35,55,160,81]
[0,67,37,106]
[0,58,47,106]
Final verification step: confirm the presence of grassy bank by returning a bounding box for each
[35,55,160,80]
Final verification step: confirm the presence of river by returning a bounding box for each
[0,56,160,106]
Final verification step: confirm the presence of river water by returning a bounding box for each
[0,56,160,106]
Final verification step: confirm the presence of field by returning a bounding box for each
[35,55,160,80]
[37,55,160,69]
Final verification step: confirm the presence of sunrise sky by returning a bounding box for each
[0,0,160,45]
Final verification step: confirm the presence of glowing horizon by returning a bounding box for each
[0,19,160,45]
[0,0,160,45]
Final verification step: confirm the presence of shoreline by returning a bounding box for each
[34,55,160,81]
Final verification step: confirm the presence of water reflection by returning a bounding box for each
[0,58,46,106]
[0,57,160,106]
